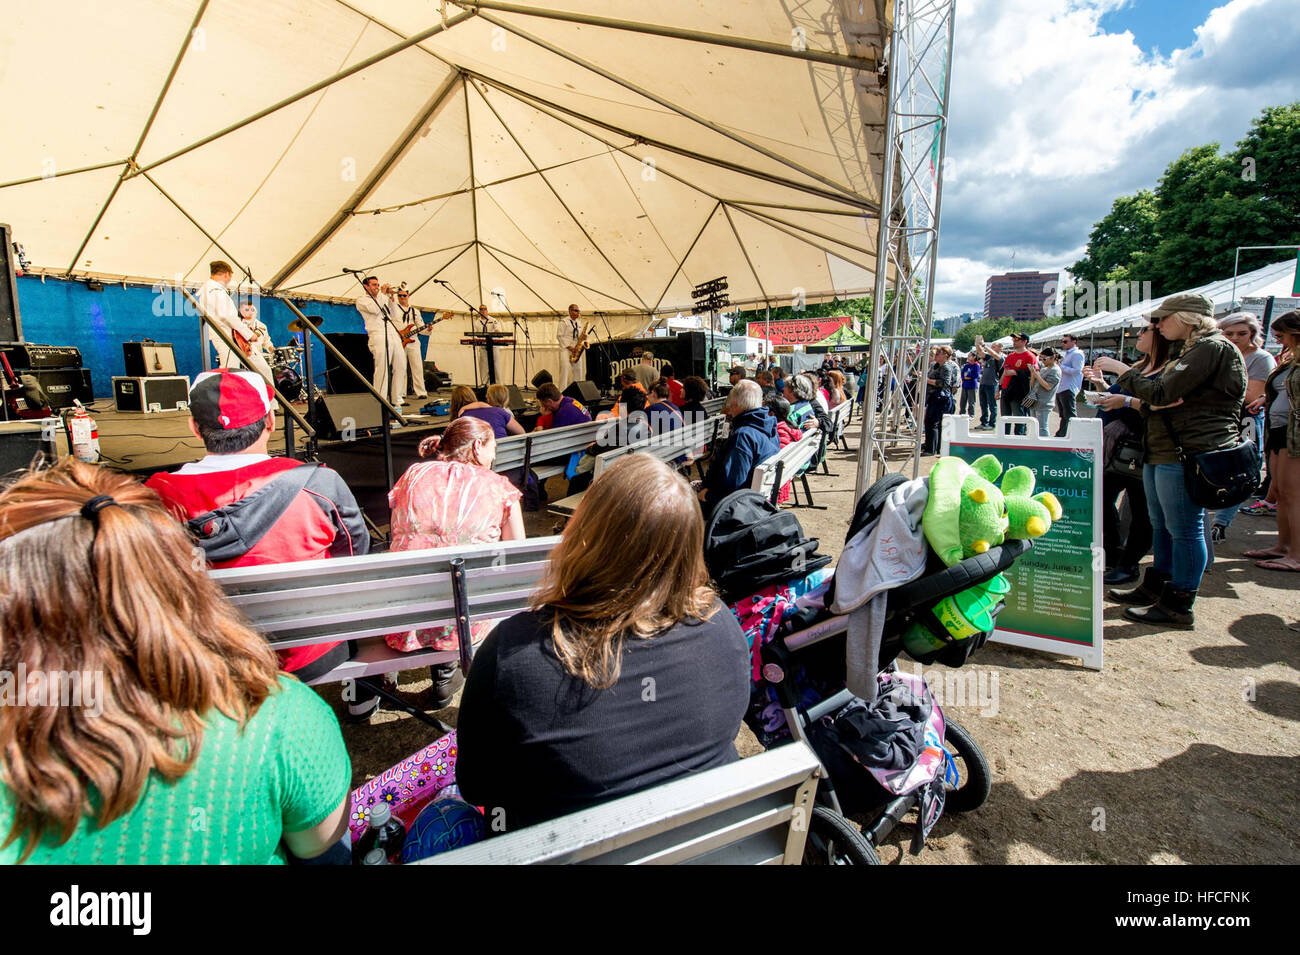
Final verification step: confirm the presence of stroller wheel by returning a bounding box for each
[802,806,881,865]
[942,718,992,813]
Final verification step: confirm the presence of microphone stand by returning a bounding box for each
[435,279,494,387]
[594,310,616,395]
[493,293,531,388]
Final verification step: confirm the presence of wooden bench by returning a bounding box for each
[491,418,607,485]
[547,414,725,519]
[212,537,559,728]
[419,742,821,865]
[750,430,825,509]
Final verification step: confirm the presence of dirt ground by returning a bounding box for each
[324,408,1300,865]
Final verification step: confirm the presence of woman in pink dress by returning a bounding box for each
[386,416,525,663]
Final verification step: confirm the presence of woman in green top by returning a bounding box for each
[0,460,352,864]
[1094,293,1247,627]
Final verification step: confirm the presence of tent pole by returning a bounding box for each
[721,204,769,305]
[480,242,641,310]
[652,204,722,313]
[0,160,130,192]
[455,2,877,71]
[479,244,559,314]
[461,39,873,208]
[463,76,485,308]
[468,78,648,310]
[64,0,212,275]
[730,204,874,272]
[133,10,478,178]
[277,241,473,295]
[732,204,877,258]
[268,71,462,290]
[407,243,477,296]
[140,172,250,279]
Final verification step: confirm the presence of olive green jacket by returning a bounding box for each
[1116,331,1246,465]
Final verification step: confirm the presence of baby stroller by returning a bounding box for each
[706,476,1032,864]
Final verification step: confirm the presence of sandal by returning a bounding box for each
[1255,558,1300,572]
[1244,548,1285,559]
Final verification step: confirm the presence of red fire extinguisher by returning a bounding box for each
[69,401,100,463]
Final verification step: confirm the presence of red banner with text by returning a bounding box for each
[746,316,853,346]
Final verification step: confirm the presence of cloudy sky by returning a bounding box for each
[933,0,1300,317]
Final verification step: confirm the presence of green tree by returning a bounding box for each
[952,316,1056,352]
[1229,103,1300,269]
[1149,143,1241,293]
[1068,190,1159,289]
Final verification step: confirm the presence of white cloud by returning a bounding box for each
[933,0,1298,316]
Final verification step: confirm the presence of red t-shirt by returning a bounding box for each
[667,376,685,407]
[146,457,349,673]
[1000,349,1038,389]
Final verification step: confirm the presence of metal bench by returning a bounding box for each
[212,537,559,728]
[419,742,821,865]
[492,419,607,484]
[701,396,727,416]
[821,400,854,474]
[750,430,825,508]
[547,414,724,519]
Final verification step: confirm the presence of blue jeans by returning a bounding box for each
[1143,463,1207,591]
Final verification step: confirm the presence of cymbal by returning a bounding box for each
[288,315,324,332]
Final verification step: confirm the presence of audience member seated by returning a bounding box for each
[645,379,685,437]
[756,370,774,398]
[567,386,650,494]
[660,362,686,407]
[728,365,746,388]
[699,379,778,514]
[144,370,375,718]
[448,384,476,421]
[534,382,592,430]
[456,454,750,833]
[680,375,709,423]
[826,369,847,408]
[765,394,804,505]
[0,460,352,864]
[385,416,524,708]
[784,374,820,431]
[457,383,525,438]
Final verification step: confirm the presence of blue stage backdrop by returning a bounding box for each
[15,275,366,397]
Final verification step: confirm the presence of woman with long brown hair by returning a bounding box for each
[0,460,351,864]
[456,454,749,832]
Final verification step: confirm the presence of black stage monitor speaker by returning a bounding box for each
[319,392,385,440]
[123,341,178,377]
[530,369,553,389]
[563,380,600,404]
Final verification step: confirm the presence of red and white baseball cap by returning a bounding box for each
[190,369,274,430]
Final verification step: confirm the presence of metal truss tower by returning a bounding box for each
[854,0,956,497]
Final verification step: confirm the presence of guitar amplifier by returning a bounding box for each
[122,341,178,377]
[23,368,93,410]
[2,343,83,369]
[113,375,190,413]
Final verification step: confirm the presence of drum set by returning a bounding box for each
[272,313,324,402]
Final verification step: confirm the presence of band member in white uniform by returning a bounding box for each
[393,288,429,401]
[354,276,405,408]
[200,260,274,382]
[475,304,501,386]
[556,303,586,391]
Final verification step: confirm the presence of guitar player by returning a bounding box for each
[200,260,274,383]
[394,287,430,401]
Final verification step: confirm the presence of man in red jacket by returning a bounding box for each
[147,369,379,719]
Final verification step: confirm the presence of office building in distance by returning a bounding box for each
[984,270,1058,321]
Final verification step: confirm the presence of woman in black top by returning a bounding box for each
[680,375,710,423]
[456,454,750,833]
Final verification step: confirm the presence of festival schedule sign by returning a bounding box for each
[942,415,1104,670]
[746,315,852,346]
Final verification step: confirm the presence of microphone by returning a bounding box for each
[343,267,364,274]
[434,279,448,285]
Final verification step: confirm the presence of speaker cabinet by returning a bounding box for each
[0,419,63,472]
[29,368,93,409]
[318,392,386,439]
[563,380,600,404]
[123,341,178,377]
[324,333,375,393]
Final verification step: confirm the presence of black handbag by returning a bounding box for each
[1160,408,1260,509]
[1106,434,1145,479]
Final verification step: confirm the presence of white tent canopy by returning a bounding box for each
[2,0,890,324]
[1030,259,1299,344]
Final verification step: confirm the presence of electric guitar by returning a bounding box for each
[400,311,453,347]
[568,323,596,364]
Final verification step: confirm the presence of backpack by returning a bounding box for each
[186,462,327,564]
[703,489,832,602]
